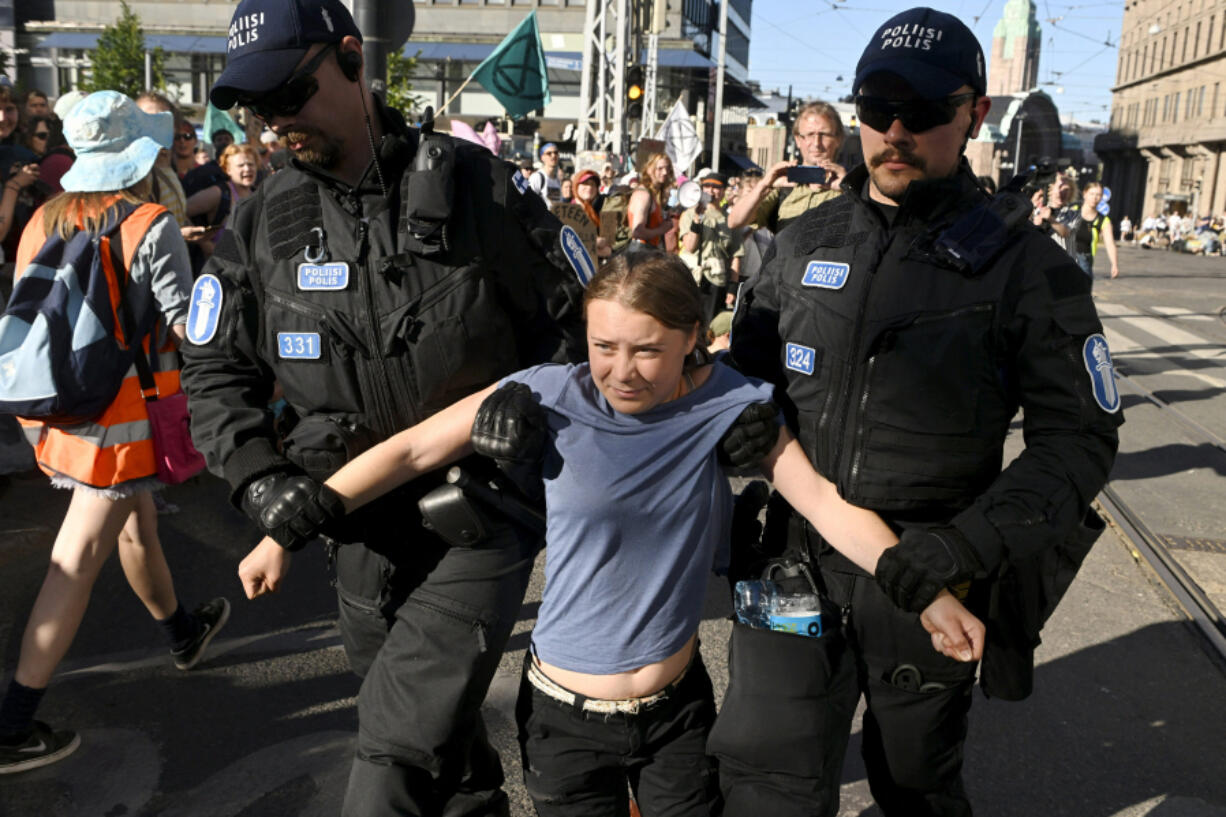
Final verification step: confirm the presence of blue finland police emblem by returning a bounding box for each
[559,225,594,287]
[1082,333,1120,413]
[512,170,530,196]
[785,342,816,375]
[297,261,349,291]
[801,261,850,290]
[186,274,222,345]
[277,332,322,360]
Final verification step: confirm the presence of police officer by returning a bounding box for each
[178,1,589,815]
[712,8,1123,816]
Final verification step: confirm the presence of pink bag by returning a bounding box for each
[145,391,206,485]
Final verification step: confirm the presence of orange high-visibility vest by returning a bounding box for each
[15,200,183,489]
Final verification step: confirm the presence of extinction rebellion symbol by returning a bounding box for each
[491,32,548,104]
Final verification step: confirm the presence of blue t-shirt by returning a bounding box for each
[505,360,775,674]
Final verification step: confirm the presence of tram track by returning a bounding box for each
[1097,367,1226,667]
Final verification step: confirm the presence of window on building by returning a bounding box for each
[1173,91,1180,120]
[1195,22,1202,58]
[1215,83,1220,120]
[1210,17,1216,54]
[1160,37,1167,69]
[1182,26,1190,61]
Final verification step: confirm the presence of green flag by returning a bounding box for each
[204,102,246,145]
[472,11,551,119]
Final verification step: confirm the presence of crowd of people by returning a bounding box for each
[1130,209,1226,255]
[0,3,1126,817]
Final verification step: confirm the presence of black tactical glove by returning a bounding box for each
[471,382,548,501]
[717,401,779,469]
[875,525,984,613]
[241,473,346,551]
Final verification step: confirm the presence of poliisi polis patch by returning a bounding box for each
[1082,333,1120,413]
[801,261,850,290]
[297,261,349,291]
[186,274,222,346]
[785,342,816,375]
[559,226,595,287]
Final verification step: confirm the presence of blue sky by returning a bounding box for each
[746,0,1123,125]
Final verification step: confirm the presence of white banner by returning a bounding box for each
[655,100,702,174]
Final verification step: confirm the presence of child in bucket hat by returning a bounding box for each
[58,91,174,193]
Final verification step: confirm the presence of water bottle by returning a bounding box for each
[768,591,824,638]
[733,579,778,629]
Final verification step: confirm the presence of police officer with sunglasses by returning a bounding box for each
[178,1,589,815]
[716,8,1123,815]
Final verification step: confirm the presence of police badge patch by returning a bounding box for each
[1082,333,1120,413]
[186,274,223,345]
[297,261,349,291]
[559,225,595,287]
[801,261,850,290]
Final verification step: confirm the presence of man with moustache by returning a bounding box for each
[715,8,1122,816]
[177,1,588,814]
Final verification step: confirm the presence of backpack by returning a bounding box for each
[0,202,156,424]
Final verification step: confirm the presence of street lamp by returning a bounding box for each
[1014,111,1028,174]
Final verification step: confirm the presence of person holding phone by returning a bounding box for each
[727,101,848,234]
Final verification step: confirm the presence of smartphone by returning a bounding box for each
[786,165,828,185]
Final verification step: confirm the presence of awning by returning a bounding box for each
[37,32,228,53]
[407,41,582,71]
[647,48,715,69]
[722,152,762,173]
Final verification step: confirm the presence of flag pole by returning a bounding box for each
[437,70,478,116]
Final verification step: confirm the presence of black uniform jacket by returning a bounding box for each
[180,103,587,524]
[731,163,1123,574]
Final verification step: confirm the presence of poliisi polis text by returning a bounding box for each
[879,24,944,50]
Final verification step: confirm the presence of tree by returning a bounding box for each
[384,49,421,115]
[84,0,166,97]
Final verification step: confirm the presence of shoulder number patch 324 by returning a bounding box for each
[785,342,816,375]
[1082,333,1120,413]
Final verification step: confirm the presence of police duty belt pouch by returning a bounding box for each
[707,617,856,785]
[0,202,152,424]
[979,507,1106,701]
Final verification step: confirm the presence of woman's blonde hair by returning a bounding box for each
[637,151,674,213]
[41,175,155,240]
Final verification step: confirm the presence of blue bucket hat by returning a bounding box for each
[210,0,362,110]
[58,91,173,193]
[853,7,987,98]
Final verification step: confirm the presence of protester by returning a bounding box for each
[1119,213,1134,244]
[169,118,200,180]
[211,129,235,155]
[627,151,676,250]
[573,168,612,258]
[238,251,983,817]
[727,100,846,233]
[185,142,260,237]
[0,90,229,776]
[1032,170,1077,252]
[0,85,18,144]
[529,141,564,205]
[20,90,51,120]
[719,8,1123,815]
[679,170,738,323]
[600,161,616,193]
[178,1,590,813]
[1073,181,1120,281]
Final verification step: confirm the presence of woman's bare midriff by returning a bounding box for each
[536,633,697,700]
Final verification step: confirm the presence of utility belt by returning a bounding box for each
[523,650,693,716]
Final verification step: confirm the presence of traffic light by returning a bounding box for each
[627,66,645,119]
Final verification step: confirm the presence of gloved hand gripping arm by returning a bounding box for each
[470,382,548,501]
[874,526,985,614]
[717,401,779,470]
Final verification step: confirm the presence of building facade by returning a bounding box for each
[1097,0,1226,222]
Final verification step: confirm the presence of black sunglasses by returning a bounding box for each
[855,92,976,134]
[32,131,50,139]
[238,43,336,121]
[175,131,197,141]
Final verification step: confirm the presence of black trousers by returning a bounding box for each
[710,569,978,817]
[515,652,720,817]
[335,520,539,817]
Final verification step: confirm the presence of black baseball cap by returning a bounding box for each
[853,7,986,99]
[211,0,362,110]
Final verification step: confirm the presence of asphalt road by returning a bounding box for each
[1,244,1224,817]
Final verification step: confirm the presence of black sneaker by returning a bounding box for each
[0,721,81,775]
[171,597,231,671]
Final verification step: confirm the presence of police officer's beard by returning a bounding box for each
[868,148,927,201]
[283,125,343,169]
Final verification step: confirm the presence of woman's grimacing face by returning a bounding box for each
[586,297,697,415]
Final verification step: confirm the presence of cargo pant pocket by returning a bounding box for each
[708,621,858,810]
[334,543,394,678]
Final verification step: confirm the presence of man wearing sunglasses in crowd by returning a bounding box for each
[178,1,589,815]
[718,8,1122,816]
